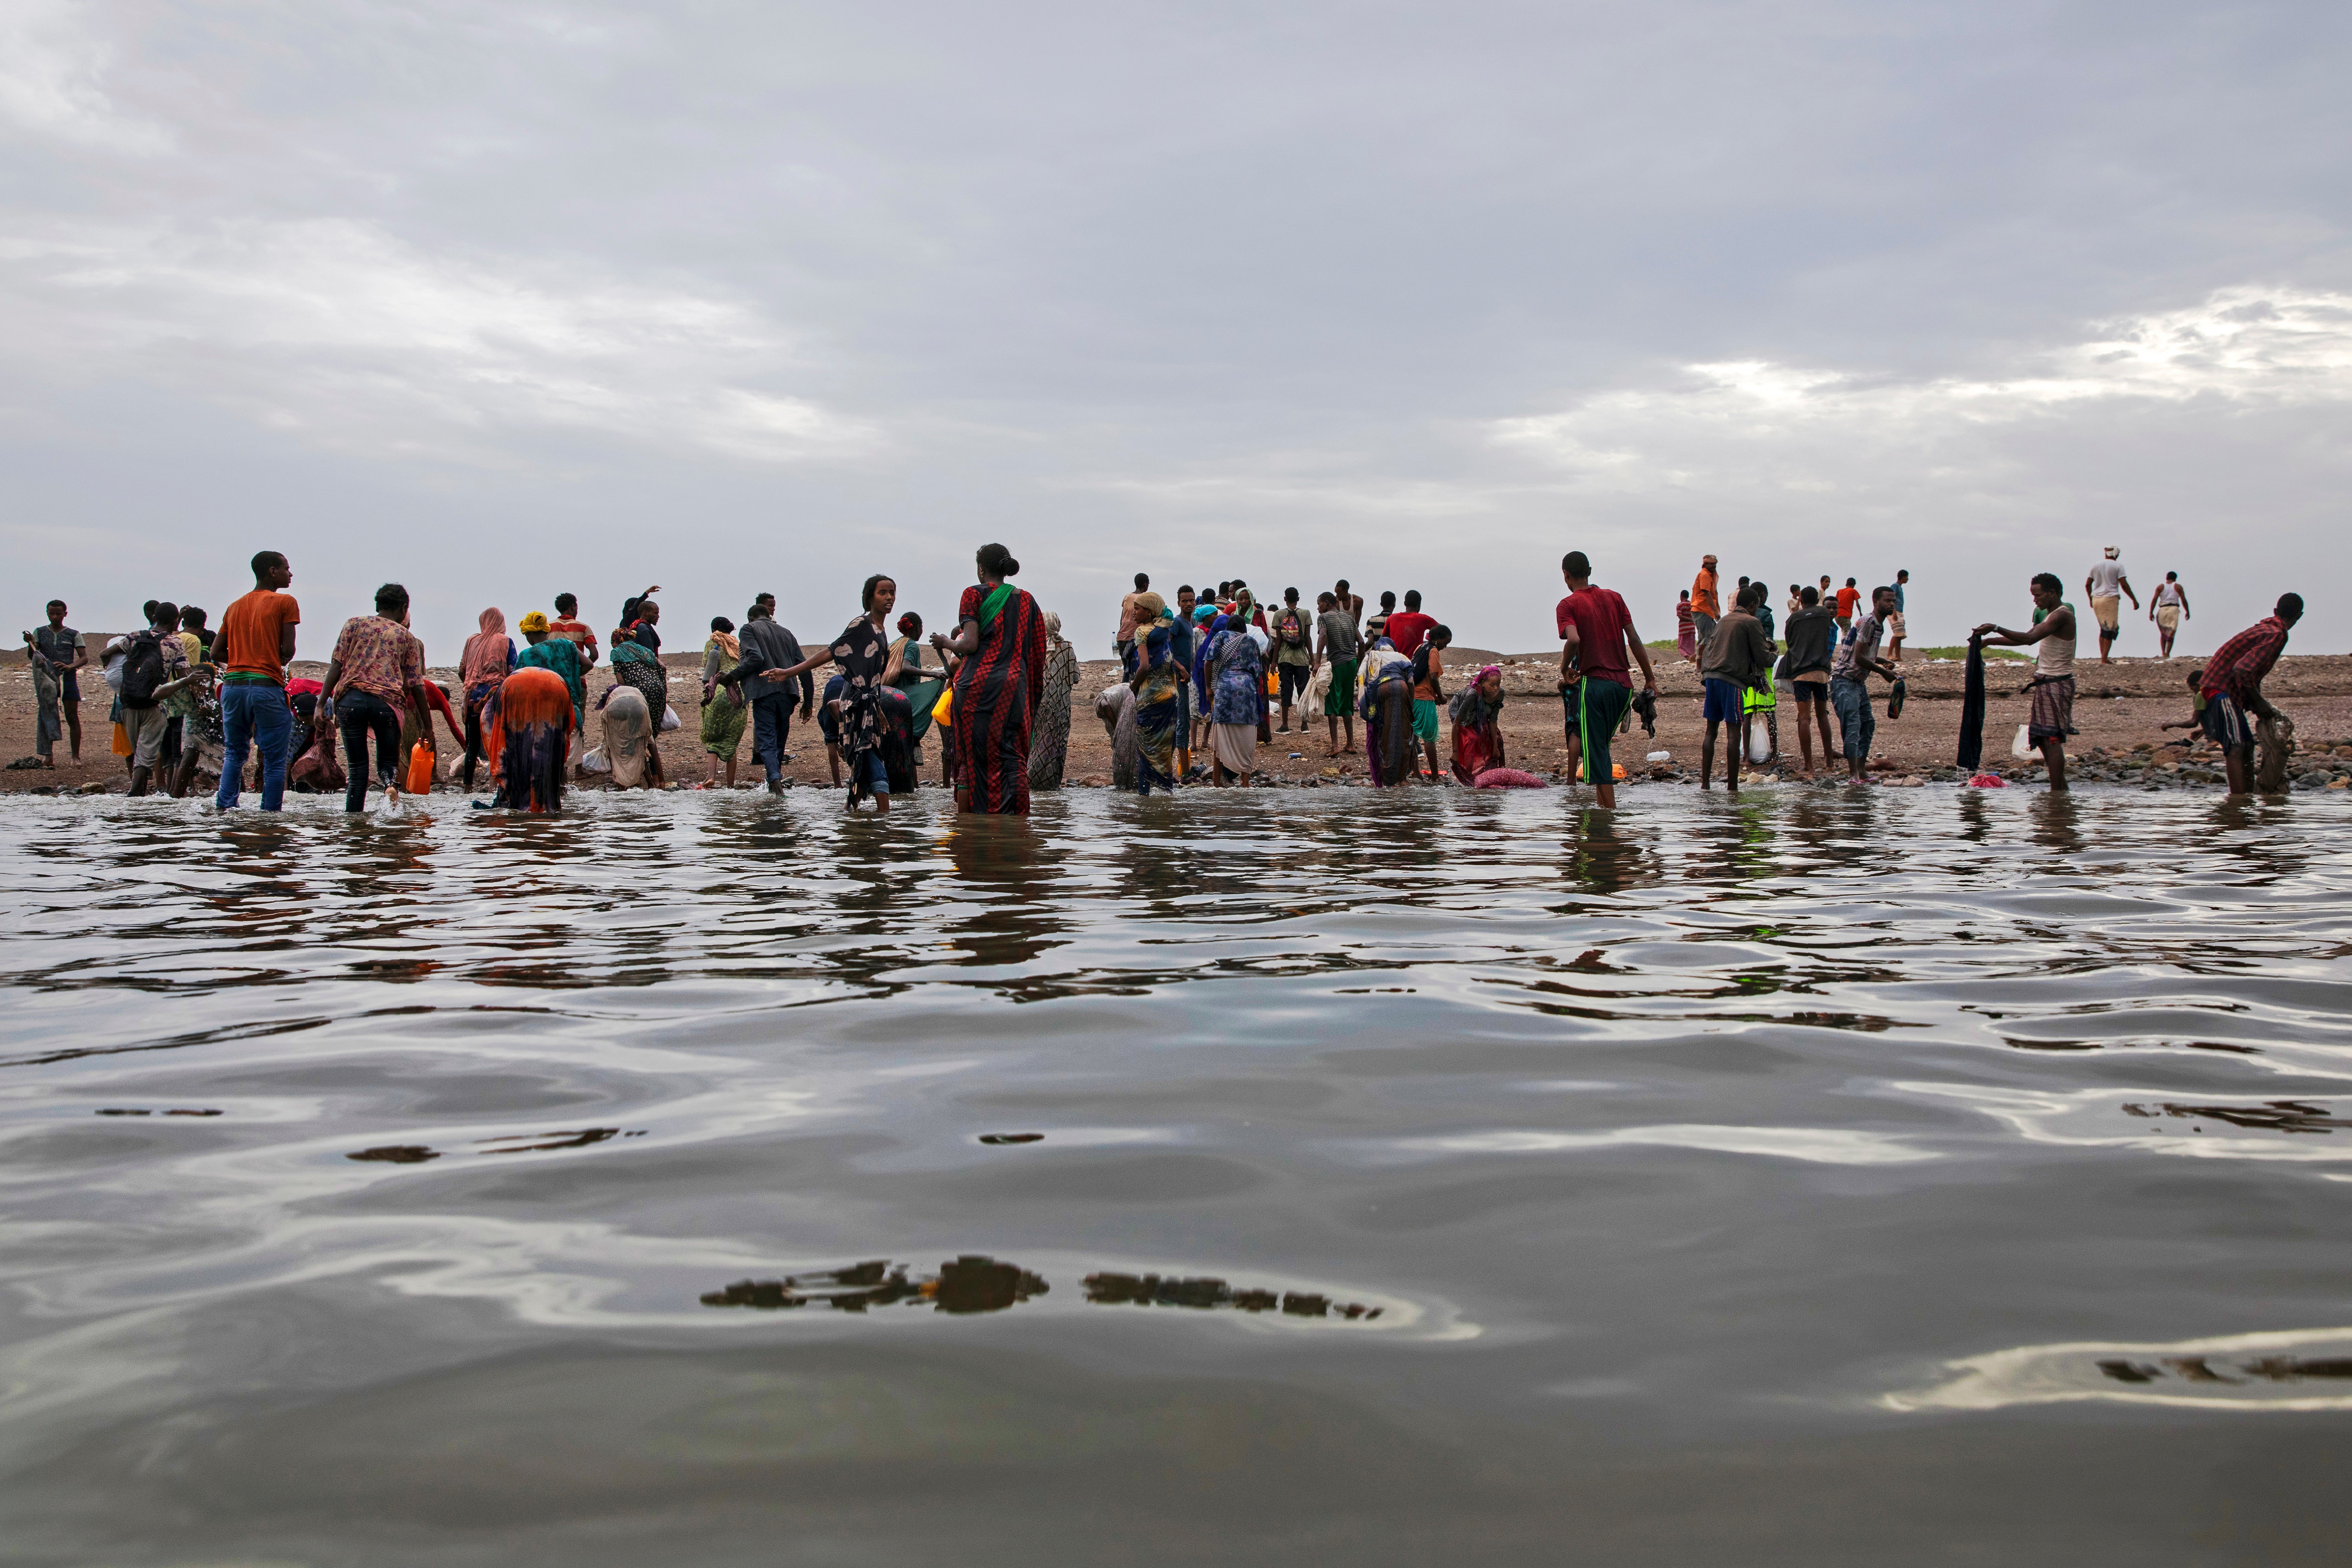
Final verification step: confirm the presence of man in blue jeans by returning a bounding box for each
[214,551,301,811]
[1828,584,1900,783]
[723,597,813,795]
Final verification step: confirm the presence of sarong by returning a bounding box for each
[602,686,652,788]
[500,666,573,812]
[2091,596,2121,637]
[700,689,745,756]
[2027,675,2076,742]
[1210,723,1256,778]
[2155,604,2181,633]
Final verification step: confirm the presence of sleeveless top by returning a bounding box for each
[2037,615,2076,679]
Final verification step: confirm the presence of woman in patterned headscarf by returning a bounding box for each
[459,607,516,791]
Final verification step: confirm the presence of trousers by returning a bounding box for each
[216,681,292,811]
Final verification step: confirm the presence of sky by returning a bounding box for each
[4,0,2348,659]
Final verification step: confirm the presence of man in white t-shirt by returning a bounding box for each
[2083,547,2137,664]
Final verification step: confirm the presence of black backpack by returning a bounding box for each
[119,631,167,710]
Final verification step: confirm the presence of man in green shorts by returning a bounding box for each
[1315,590,1360,757]
[1556,551,1658,809]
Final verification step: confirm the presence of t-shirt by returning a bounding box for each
[548,616,599,662]
[1692,570,1719,619]
[1891,582,1906,613]
[1384,610,1435,657]
[1831,612,1884,681]
[1270,604,1314,666]
[1318,609,1360,661]
[1835,586,1860,620]
[31,625,82,671]
[217,590,300,684]
[2088,560,2126,598]
[1557,587,1635,689]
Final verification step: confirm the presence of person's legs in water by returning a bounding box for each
[1413,698,1442,782]
[1699,677,1743,792]
[1830,678,1874,782]
[1560,686,1583,789]
[1576,678,1630,807]
[748,691,789,793]
[335,692,401,811]
[855,750,891,814]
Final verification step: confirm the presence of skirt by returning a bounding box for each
[500,667,572,812]
[700,692,746,756]
[1210,723,1256,777]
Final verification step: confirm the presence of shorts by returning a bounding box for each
[1278,662,1310,704]
[2199,691,2254,756]
[1567,678,1631,782]
[2092,596,2121,637]
[2027,675,2076,742]
[60,673,81,705]
[1323,660,1357,716]
[1792,670,1829,692]
[1701,678,1743,723]
[1412,698,1439,742]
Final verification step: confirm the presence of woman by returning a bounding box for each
[499,665,572,812]
[615,587,662,654]
[1027,610,1080,791]
[1204,609,1265,787]
[766,575,917,812]
[932,544,1048,814]
[514,611,587,737]
[1449,664,1509,784]
[1189,603,1221,754]
[889,611,949,747]
[700,615,746,787]
[599,684,655,789]
[1128,616,1183,795]
[1676,590,1698,663]
[605,638,669,787]
[459,607,516,791]
[1359,638,1416,786]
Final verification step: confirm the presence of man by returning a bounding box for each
[1384,590,1434,659]
[23,599,87,765]
[1314,590,1359,758]
[726,598,816,794]
[1171,585,1198,775]
[119,600,191,796]
[1782,585,1840,777]
[215,550,300,811]
[1690,555,1721,647]
[1828,585,1900,782]
[321,582,431,812]
[1699,585,1774,793]
[2198,594,2302,795]
[1115,572,1151,662]
[1972,574,2079,792]
[2085,547,2138,664]
[1332,578,1363,630]
[2149,571,2190,659]
[1888,569,1910,662]
[1557,551,1658,810]
[1835,577,1860,636]
[1270,589,1314,733]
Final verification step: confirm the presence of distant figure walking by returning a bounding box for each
[2150,572,2190,659]
[2085,547,2138,664]
[1690,555,1720,647]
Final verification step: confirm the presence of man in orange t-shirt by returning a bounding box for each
[1691,554,1721,647]
[214,550,300,811]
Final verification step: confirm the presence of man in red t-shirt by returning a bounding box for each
[1555,550,1657,810]
[1384,590,1436,659]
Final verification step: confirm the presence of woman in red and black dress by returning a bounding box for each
[932,543,1048,814]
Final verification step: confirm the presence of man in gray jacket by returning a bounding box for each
[1699,583,1775,793]
[725,594,816,794]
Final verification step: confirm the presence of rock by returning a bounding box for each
[75,781,109,795]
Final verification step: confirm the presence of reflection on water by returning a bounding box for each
[3,786,2351,1559]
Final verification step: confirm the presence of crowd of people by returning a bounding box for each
[14,540,2307,811]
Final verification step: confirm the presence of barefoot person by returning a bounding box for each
[2085,547,2138,664]
[1410,626,1452,782]
[214,551,301,812]
[321,582,430,813]
[1698,585,1772,794]
[1316,590,1360,757]
[1781,585,1839,778]
[23,600,86,766]
[1556,550,1658,810]
[1972,573,2079,792]
[1887,569,1910,662]
[2197,594,2302,796]
[1828,585,1900,783]
[2150,572,2190,659]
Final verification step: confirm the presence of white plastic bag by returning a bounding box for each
[2011,723,2034,759]
[1747,725,1770,764]
[580,746,611,774]
[660,704,682,732]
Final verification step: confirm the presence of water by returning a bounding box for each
[3,786,2349,1563]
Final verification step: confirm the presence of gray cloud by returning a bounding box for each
[3,1,2346,657]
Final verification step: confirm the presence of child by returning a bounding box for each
[2159,667,2206,735]
[1411,625,1451,782]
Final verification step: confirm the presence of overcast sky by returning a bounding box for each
[5,0,2347,658]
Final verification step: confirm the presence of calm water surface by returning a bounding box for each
[3,786,2350,1563]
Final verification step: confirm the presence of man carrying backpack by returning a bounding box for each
[1271,589,1315,733]
[119,600,191,796]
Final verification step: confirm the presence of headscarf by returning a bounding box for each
[609,638,656,665]
[1192,604,1218,623]
[461,609,509,687]
[1450,665,1505,727]
[517,611,550,634]
[708,629,741,661]
[1129,593,1165,625]
[1044,610,1066,646]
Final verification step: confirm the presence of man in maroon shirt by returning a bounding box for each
[2198,593,2301,795]
[1556,551,1657,810]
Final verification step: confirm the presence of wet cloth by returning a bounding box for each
[608,640,671,725]
[951,583,1049,814]
[601,685,653,788]
[1129,625,1183,794]
[1029,637,1080,790]
[2028,675,2076,742]
[31,658,62,755]
[499,666,572,812]
[1955,637,1987,772]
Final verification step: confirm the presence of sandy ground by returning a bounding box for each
[9,642,2352,797]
